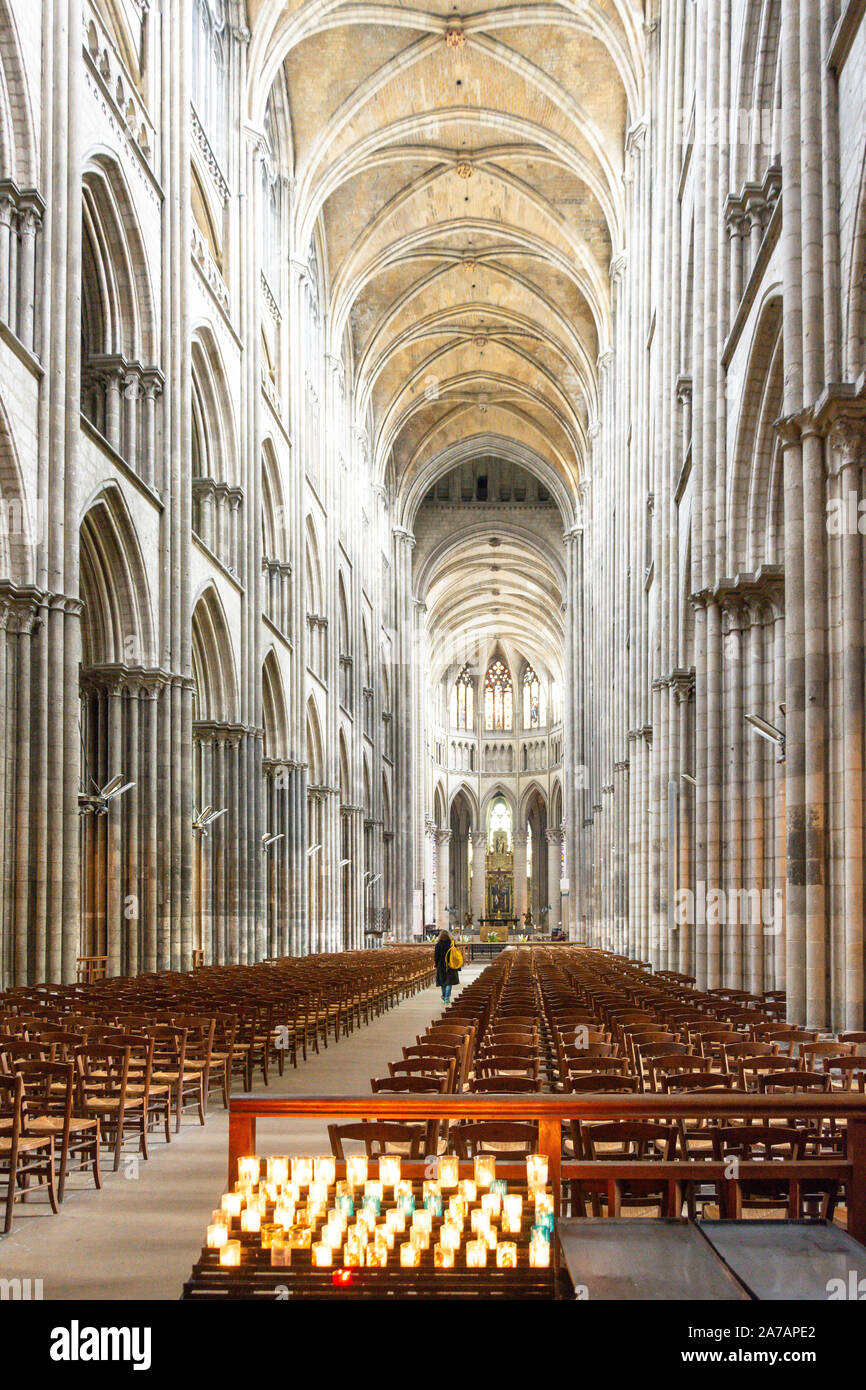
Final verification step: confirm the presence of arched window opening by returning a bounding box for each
[484,659,512,731]
[522,664,544,729]
[450,664,474,730]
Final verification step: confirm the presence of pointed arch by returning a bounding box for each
[261,437,288,561]
[338,728,350,804]
[0,388,35,586]
[432,782,446,829]
[305,693,324,785]
[727,293,784,573]
[191,326,239,487]
[81,153,156,365]
[0,0,37,186]
[191,584,238,723]
[262,649,288,760]
[79,483,155,667]
[304,513,323,613]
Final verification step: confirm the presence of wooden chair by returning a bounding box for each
[711,1125,808,1219]
[327,1121,433,1159]
[574,1121,679,1218]
[75,1041,147,1171]
[0,1072,58,1232]
[17,1060,100,1201]
[451,1121,539,1161]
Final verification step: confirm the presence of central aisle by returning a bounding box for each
[0,962,483,1300]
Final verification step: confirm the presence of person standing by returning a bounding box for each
[434,929,461,1003]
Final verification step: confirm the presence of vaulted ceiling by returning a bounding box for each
[249,1,644,519]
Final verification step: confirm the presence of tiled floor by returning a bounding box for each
[0,964,484,1300]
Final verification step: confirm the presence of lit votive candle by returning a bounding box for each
[291,1156,314,1188]
[397,1192,415,1216]
[376,1225,395,1251]
[238,1156,260,1185]
[263,1182,280,1204]
[466,1239,487,1268]
[534,1192,554,1220]
[412,1209,433,1236]
[270,1238,291,1267]
[481,1191,502,1218]
[287,1225,312,1249]
[474,1155,496,1188]
[274,1202,295,1230]
[343,1236,364,1267]
[504,1194,523,1225]
[314,1156,336,1186]
[399,1242,421,1268]
[395,1179,414,1201]
[355,1210,375,1238]
[379,1155,401,1187]
[526,1155,548,1187]
[496,1242,518,1269]
[267,1156,290,1187]
[470,1208,491,1235]
[219,1240,241,1267]
[440,1222,461,1252]
[385,1208,406,1234]
[260,1224,283,1250]
[221,1192,242,1218]
[424,1194,443,1217]
[364,1179,384,1203]
[482,1225,498,1251]
[365,1244,388,1268]
[240,1207,261,1233]
[490,1179,508,1197]
[346,1155,368,1188]
[206,1223,228,1249]
[410,1227,430,1253]
[312,1242,333,1268]
[529,1235,550,1268]
[363,1196,381,1218]
[309,1180,329,1207]
[448,1196,467,1221]
[438,1156,459,1188]
[458,1179,477,1203]
[434,1243,455,1269]
[337,1192,355,1218]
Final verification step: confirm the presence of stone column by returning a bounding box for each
[513,829,528,924]
[470,830,486,927]
[435,827,451,931]
[546,830,561,933]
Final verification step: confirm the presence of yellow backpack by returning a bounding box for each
[446,943,463,971]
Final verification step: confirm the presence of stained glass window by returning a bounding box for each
[522,665,544,729]
[450,665,474,730]
[484,659,513,731]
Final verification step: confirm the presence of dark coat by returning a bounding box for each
[434,934,460,987]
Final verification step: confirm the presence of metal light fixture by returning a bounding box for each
[193,806,228,837]
[307,843,322,857]
[745,712,786,761]
[681,773,697,787]
[78,773,136,817]
[262,832,284,851]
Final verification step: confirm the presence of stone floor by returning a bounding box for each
[0,965,483,1300]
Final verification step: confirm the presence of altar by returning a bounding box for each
[478,916,517,943]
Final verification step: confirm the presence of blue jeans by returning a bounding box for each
[441,984,452,1003]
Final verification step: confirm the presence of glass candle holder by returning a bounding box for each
[237,1156,260,1186]
[496,1242,518,1269]
[448,1195,467,1221]
[503,1194,523,1225]
[355,1211,375,1238]
[221,1192,242,1218]
[260,1224,282,1250]
[458,1179,477,1203]
[240,1207,261,1233]
[335,1180,352,1199]
[529,1235,550,1268]
[397,1193,415,1216]
[423,1180,441,1202]
[399,1242,421,1268]
[346,1155,368,1188]
[366,1244,388,1268]
[438,1156,459,1188]
[364,1179,384,1203]
[410,1227,430,1253]
[337,1192,355,1218]
[263,1181,280,1204]
[326,1207,348,1231]
[526,1155,548,1188]
[309,1180,330,1208]
[481,1191,502,1218]
[470,1208,491,1235]
[502,1212,522,1236]
[270,1238,291,1268]
[312,1242,333,1268]
[534,1192,554,1221]
[377,1225,395,1251]
[343,1236,364,1267]
[219,1240,241,1267]
[412,1209,433,1236]
[206,1223,228,1249]
[385,1208,406,1234]
[267,1156,290,1188]
[323,1223,344,1251]
[287,1225,312,1249]
[394,1179,414,1201]
[314,1156,336,1186]
[434,1243,455,1269]
[379,1155,402,1188]
[363,1196,381,1218]
[482,1226,498,1251]
[424,1194,443,1217]
[465,1239,487,1268]
[490,1178,508,1196]
[474,1155,496,1188]
[291,1156,314,1188]
[274,1202,295,1230]
[440,1221,461,1252]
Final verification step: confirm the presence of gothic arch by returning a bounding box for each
[305,693,324,784]
[304,513,323,613]
[0,387,35,586]
[519,780,548,824]
[262,648,289,760]
[449,782,479,832]
[79,483,155,667]
[191,326,239,486]
[727,293,784,573]
[0,0,36,185]
[847,142,866,379]
[191,584,238,723]
[261,437,288,561]
[81,153,156,365]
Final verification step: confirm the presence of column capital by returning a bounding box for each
[392,525,415,548]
